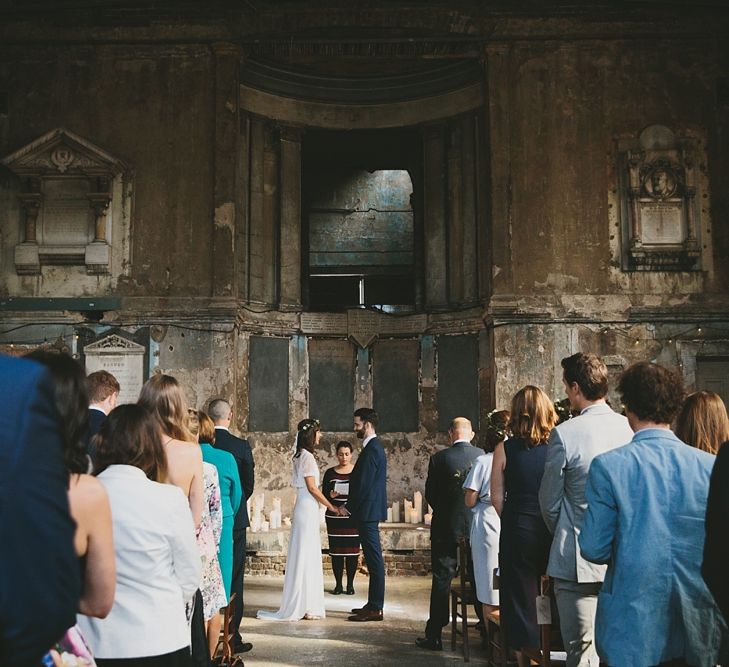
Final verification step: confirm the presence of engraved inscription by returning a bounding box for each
[640,202,684,244]
[300,312,348,334]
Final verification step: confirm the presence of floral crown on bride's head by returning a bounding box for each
[298,418,320,432]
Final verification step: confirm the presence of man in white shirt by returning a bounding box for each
[539,353,633,667]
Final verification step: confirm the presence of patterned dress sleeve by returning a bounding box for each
[208,465,223,547]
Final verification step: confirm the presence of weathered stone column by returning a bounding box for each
[279,126,302,310]
[447,120,465,304]
[423,122,448,308]
[212,42,241,298]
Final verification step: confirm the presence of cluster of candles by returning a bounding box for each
[248,494,290,533]
[246,491,434,532]
[385,491,433,525]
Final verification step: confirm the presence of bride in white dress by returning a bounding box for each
[257,419,340,621]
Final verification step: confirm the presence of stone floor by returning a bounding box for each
[240,575,489,666]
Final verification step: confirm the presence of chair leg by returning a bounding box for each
[451,591,457,651]
[461,598,470,662]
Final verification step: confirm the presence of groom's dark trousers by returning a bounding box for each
[358,520,385,610]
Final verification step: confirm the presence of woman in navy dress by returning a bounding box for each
[322,441,360,595]
[491,386,557,667]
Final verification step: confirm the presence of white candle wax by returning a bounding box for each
[387,508,393,523]
[424,513,432,526]
[392,502,400,523]
[404,506,412,523]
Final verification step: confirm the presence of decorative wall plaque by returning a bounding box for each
[618,125,701,271]
[347,308,380,348]
[1,128,127,275]
[83,334,145,405]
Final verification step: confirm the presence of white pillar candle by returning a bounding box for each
[387,508,393,523]
[269,509,281,530]
[392,501,400,523]
[261,520,269,532]
[411,509,419,524]
[283,516,291,527]
[404,506,412,523]
[424,513,432,526]
[413,491,423,523]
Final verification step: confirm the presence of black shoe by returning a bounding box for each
[351,604,371,613]
[332,584,343,595]
[232,642,253,654]
[345,586,355,595]
[415,637,443,651]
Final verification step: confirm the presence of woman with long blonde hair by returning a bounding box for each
[491,386,557,667]
[138,374,204,528]
[674,390,729,456]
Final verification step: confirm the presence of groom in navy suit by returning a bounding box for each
[346,407,387,622]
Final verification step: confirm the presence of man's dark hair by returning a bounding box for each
[561,353,609,401]
[618,361,685,424]
[354,407,378,429]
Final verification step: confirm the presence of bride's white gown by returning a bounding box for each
[256,449,325,621]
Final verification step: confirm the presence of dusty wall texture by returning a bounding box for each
[1,4,728,511]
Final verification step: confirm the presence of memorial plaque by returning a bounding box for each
[300,312,347,335]
[42,179,92,245]
[373,339,419,432]
[249,336,289,432]
[309,339,355,431]
[348,309,380,348]
[382,313,428,335]
[639,201,684,244]
[84,334,145,405]
[437,334,479,431]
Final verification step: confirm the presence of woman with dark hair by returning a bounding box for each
[322,440,360,595]
[463,409,510,618]
[138,374,204,528]
[79,404,201,667]
[24,351,115,621]
[257,418,340,621]
[491,387,557,667]
[674,390,729,455]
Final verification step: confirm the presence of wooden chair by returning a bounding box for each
[484,606,507,667]
[450,537,477,661]
[213,593,244,666]
[521,576,557,667]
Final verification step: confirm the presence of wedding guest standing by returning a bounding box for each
[674,390,729,455]
[257,419,339,621]
[79,405,201,667]
[197,411,242,657]
[25,352,116,622]
[323,440,360,595]
[416,417,482,651]
[492,387,557,667]
[85,370,120,463]
[703,440,729,624]
[209,398,254,655]
[347,408,388,622]
[464,410,509,620]
[138,375,204,528]
[0,355,80,667]
[539,353,632,667]
[580,362,725,667]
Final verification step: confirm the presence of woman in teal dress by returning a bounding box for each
[197,411,243,656]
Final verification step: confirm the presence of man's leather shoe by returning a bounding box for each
[415,637,443,651]
[232,642,253,654]
[351,604,371,613]
[348,608,383,622]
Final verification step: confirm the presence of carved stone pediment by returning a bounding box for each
[84,334,145,354]
[1,127,126,178]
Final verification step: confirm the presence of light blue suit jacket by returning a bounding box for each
[539,403,633,582]
[580,428,726,667]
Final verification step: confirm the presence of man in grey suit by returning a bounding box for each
[539,353,633,667]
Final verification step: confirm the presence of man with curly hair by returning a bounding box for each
[579,362,726,667]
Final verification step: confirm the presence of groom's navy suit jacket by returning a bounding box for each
[348,435,387,522]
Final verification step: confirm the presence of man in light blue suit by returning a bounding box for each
[580,362,726,667]
[539,353,633,667]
